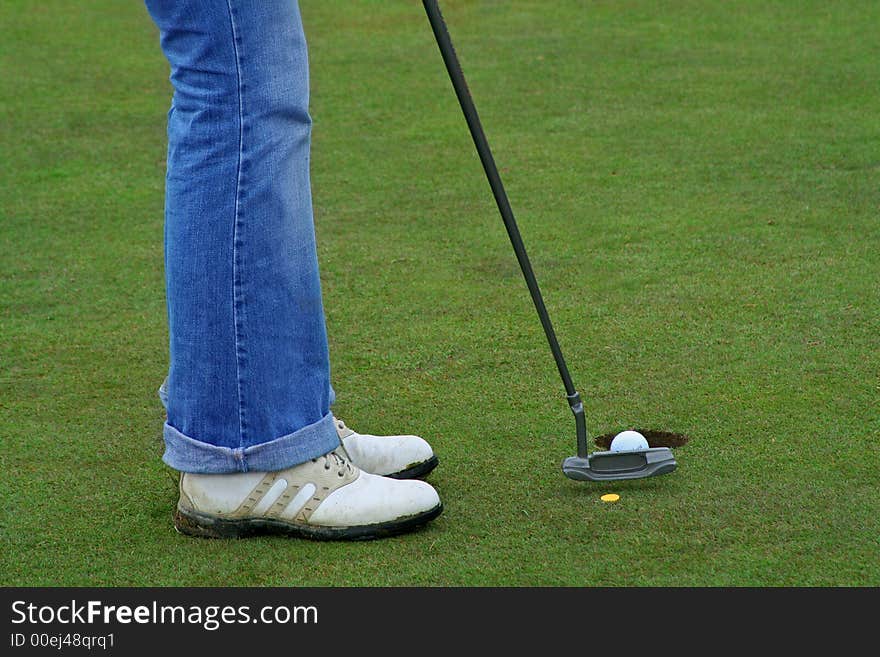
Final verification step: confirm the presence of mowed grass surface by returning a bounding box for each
[1,0,878,586]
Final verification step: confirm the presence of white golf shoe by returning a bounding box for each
[333,417,438,479]
[174,449,442,541]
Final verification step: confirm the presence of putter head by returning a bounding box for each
[562,447,677,482]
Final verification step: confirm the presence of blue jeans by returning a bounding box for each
[146,0,340,474]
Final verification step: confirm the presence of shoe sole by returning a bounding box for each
[173,503,443,541]
[387,455,439,480]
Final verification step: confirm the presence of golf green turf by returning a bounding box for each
[1,0,878,586]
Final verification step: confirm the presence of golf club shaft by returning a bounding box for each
[423,1,588,455]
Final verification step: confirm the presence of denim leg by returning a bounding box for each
[145,0,339,473]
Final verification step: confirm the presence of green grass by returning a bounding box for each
[2,0,878,586]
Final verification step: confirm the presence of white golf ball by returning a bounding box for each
[610,430,649,452]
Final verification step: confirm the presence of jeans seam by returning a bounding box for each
[225,0,248,453]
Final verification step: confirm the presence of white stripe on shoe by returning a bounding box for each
[251,478,288,516]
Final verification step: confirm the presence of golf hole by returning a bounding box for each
[594,430,690,450]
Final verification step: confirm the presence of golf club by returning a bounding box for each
[422,0,676,482]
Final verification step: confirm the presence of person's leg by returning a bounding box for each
[147,0,438,480]
[147,0,337,473]
[145,0,442,540]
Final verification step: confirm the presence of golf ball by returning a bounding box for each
[610,430,649,452]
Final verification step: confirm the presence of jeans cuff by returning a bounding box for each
[162,412,341,474]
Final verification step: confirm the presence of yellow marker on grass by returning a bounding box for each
[600,494,620,503]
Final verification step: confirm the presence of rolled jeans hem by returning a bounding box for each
[162,412,341,474]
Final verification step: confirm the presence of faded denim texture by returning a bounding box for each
[146,0,339,473]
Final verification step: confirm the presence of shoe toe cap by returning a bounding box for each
[309,472,440,527]
[343,433,435,477]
